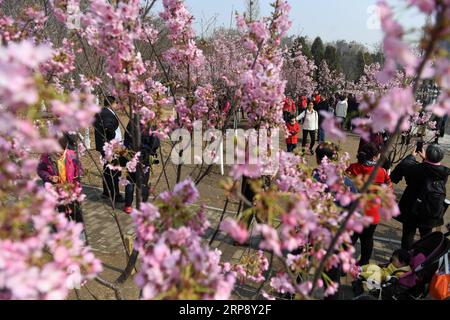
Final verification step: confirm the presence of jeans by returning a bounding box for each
[351,224,377,265]
[318,128,325,143]
[286,143,297,153]
[103,163,121,200]
[401,224,433,249]
[124,171,150,207]
[302,130,316,150]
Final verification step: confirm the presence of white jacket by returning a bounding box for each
[297,109,318,131]
[335,100,348,118]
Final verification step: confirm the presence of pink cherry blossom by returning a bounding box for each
[408,0,436,14]
[320,111,346,141]
[220,218,249,244]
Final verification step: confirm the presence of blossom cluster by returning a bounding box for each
[160,0,205,86]
[236,0,292,129]
[0,40,102,300]
[132,179,235,300]
[283,46,316,98]
[225,251,269,284]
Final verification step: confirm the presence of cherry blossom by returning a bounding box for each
[220,218,249,244]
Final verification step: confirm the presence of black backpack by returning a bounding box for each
[412,178,446,219]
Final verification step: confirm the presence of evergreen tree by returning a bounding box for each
[355,50,366,81]
[311,36,325,67]
[290,37,302,58]
[245,0,260,22]
[324,45,338,71]
[298,36,312,60]
[363,52,373,66]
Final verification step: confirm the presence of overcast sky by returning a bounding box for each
[153,0,427,50]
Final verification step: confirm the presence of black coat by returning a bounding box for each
[391,155,450,228]
[315,100,329,126]
[348,100,359,114]
[94,107,119,154]
[123,122,160,167]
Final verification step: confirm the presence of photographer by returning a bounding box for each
[391,143,450,249]
[122,121,160,214]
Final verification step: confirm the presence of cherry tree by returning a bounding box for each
[283,45,316,99]
[316,61,347,99]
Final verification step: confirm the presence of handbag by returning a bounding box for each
[429,253,450,300]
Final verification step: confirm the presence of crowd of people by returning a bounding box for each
[309,140,448,299]
[283,91,360,155]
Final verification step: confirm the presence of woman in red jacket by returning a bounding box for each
[346,143,393,265]
[283,97,296,122]
[286,114,300,153]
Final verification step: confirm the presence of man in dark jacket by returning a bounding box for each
[121,121,160,213]
[346,94,359,131]
[94,96,124,203]
[315,96,330,143]
[391,144,450,249]
[433,115,448,144]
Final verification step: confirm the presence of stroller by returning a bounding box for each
[353,231,450,300]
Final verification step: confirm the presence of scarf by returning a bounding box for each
[365,160,376,167]
[56,150,67,183]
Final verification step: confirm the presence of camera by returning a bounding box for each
[416,140,424,153]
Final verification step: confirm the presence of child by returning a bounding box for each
[37,134,84,224]
[286,114,300,153]
[353,249,411,286]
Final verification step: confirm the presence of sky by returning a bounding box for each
[153,0,427,50]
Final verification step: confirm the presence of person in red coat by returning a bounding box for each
[286,114,300,153]
[298,95,308,115]
[313,91,321,106]
[346,143,393,265]
[283,97,296,122]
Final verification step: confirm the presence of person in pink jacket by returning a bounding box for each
[37,134,84,224]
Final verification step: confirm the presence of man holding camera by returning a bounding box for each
[121,121,160,214]
[391,143,450,249]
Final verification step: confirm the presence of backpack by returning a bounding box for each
[411,178,446,219]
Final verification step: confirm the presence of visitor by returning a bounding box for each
[346,94,359,131]
[357,249,411,283]
[358,129,385,154]
[335,94,348,130]
[94,96,125,204]
[314,142,358,300]
[37,134,84,225]
[297,101,318,155]
[390,144,450,249]
[283,96,296,122]
[351,249,411,296]
[298,95,308,116]
[434,115,448,144]
[313,90,321,106]
[346,143,393,265]
[121,121,160,214]
[315,95,330,143]
[285,114,300,153]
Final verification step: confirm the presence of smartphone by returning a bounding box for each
[416,141,424,153]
